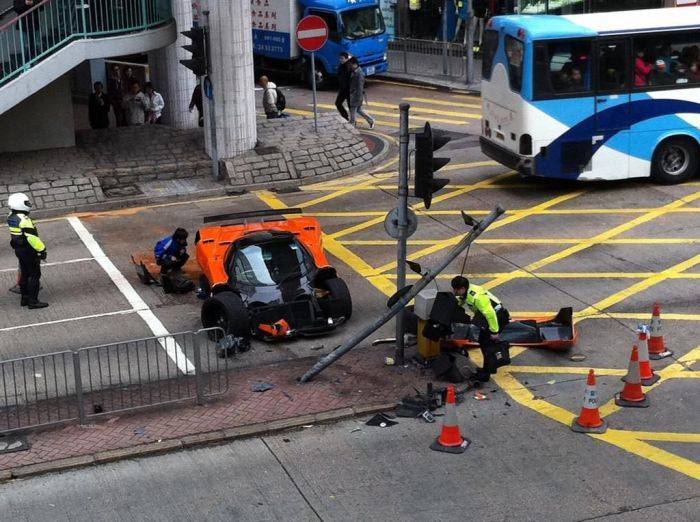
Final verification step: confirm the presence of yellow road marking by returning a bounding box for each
[402,96,482,110]
[575,254,700,319]
[374,190,586,274]
[483,191,700,291]
[366,78,439,90]
[329,170,514,240]
[341,239,700,247]
[629,431,700,443]
[315,103,473,126]
[508,366,627,376]
[364,100,482,119]
[285,108,400,128]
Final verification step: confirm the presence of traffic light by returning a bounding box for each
[414,122,451,209]
[180,27,208,76]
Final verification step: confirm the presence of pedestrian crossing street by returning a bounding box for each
[286,91,482,131]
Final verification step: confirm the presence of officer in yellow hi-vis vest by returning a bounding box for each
[7,193,48,308]
[452,276,509,381]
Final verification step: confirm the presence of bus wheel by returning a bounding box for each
[651,137,699,184]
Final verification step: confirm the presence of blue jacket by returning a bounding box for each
[154,235,186,261]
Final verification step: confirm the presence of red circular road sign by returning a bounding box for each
[296,15,329,52]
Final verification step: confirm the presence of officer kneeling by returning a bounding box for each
[7,193,48,309]
[451,276,510,382]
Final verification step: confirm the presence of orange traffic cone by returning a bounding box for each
[648,303,673,360]
[636,325,660,386]
[430,384,471,454]
[615,346,650,408]
[571,369,608,434]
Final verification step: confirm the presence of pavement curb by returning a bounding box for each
[0,402,396,482]
[32,132,395,221]
[372,74,480,96]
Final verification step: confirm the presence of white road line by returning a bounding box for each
[66,217,195,374]
[0,257,94,273]
[0,309,138,332]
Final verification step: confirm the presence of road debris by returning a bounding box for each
[365,413,397,427]
[251,381,275,393]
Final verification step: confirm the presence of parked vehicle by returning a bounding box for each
[252,0,389,88]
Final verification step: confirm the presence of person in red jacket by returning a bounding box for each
[635,50,654,86]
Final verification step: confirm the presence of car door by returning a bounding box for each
[591,38,631,180]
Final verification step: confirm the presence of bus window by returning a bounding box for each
[634,31,700,88]
[534,40,592,98]
[597,40,629,92]
[481,30,499,80]
[505,36,524,92]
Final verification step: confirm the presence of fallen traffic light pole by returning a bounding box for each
[299,205,506,383]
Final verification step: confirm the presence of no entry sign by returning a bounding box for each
[296,15,329,52]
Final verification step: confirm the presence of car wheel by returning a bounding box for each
[324,277,352,321]
[201,291,251,338]
[651,137,699,184]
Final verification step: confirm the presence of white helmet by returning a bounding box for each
[8,193,31,212]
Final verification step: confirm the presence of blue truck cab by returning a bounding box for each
[252,0,389,88]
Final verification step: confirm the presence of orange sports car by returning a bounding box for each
[196,208,352,340]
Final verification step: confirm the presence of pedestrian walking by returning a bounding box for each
[7,193,48,309]
[259,76,287,119]
[144,82,165,124]
[189,83,203,127]
[335,52,352,121]
[88,81,110,129]
[348,58,374,129]
[121,81,149,126]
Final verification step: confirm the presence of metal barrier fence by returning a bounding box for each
[387,38,467,80]
[0,0,172,85]
[0,328,230,434]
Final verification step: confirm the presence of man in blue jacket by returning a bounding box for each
[154,228,189,275]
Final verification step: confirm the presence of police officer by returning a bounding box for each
[451,276,509,381]
[7,193,48,309]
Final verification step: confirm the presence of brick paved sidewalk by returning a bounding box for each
[0,345,434,478]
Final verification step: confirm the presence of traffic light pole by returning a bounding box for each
[202,11,220,181]
[394,103,410,366]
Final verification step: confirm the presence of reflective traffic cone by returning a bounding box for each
[571,369,608,434]
[615,346,650,408]
[648,303,673,360]
[636,325,660,386]
[430,384,471,454]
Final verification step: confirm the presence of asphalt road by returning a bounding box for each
[1,415,698,522]
[0,81,698,494]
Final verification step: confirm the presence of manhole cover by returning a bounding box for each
[0,434,30,454]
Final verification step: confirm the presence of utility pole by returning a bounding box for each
[466,0,475,85]
[442,0,449,75]
[202,10,220,181]
[394,103,410,365]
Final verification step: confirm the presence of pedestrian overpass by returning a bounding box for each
[0,0,176,151]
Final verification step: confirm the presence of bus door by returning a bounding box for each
[592,38,631,179]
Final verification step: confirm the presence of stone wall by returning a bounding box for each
[223,113,374,187]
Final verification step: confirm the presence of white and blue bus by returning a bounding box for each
[479,7,700,183]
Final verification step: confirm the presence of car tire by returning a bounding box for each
[201,291,251,338]
[324,277,352,320]
[651,137,699,184]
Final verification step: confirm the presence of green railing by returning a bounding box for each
[0,0,172,85]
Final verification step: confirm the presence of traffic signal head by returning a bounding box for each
[180,27,208,77]
[414,122,451,209]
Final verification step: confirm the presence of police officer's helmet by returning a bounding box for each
[8,193,31,212]
[451,276,469,290]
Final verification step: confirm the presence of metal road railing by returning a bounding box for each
[387,38,467,81]
[0,328,230,434]
[0,0,171,85]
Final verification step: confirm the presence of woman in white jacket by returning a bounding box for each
[145,82,165,124]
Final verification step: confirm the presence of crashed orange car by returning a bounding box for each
[196,208,352,340]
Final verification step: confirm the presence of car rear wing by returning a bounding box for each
[203,208,303,224]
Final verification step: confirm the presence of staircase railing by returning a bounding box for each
[0,0,171,85]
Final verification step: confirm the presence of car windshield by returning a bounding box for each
[233,238,312,287]
[341,7,384,40]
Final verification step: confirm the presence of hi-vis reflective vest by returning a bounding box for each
[458,283,503,333]
[7,212,46,253]
[409,0,421,11]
